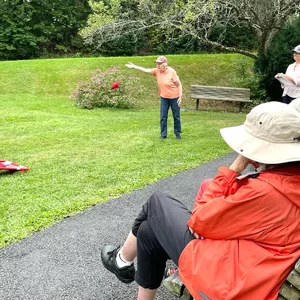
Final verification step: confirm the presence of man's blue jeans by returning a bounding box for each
[160,97,181,138]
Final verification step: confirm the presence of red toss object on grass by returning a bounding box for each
[0,160,30,172]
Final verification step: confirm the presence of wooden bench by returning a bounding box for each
[278,259,300,300]
[191,85,252,112]
[163,258,300,300]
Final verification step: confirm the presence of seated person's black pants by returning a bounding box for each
[131,191,195,289]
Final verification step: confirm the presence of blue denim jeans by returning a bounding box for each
[160,97,181,138]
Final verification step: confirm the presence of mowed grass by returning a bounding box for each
[0,54,252,247]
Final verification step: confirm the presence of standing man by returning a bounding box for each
[126,56,183,139]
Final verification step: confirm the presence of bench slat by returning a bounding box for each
[191,85,250,91]
[191,96,252,103]
[286,269,300,290]
[279,281,300,300]
[295,259,300,273]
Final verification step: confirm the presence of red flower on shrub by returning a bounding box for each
[111,81,120,90]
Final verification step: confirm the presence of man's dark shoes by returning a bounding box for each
[160,135,167,139]
[101,245,135,284]
[175,133,181,140]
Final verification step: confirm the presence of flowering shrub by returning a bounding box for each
[71,66,138,109]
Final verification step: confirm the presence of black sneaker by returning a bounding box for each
[175,133,181,140]
[101,245,135,284]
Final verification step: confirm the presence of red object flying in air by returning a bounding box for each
[111,81,120,90]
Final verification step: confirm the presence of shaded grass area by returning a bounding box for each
[0,54,249,247]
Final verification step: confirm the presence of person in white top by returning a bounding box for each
[275,44,300,104]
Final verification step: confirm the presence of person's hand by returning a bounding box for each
[229,154,253,174]
[125,62,135,69]
[275,73,284,78]
[177,97,182,107]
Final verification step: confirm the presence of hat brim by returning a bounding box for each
[220,125,300,164]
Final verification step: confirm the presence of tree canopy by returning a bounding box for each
[81,0,300,59]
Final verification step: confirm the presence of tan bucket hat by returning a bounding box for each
[220,101,300,164]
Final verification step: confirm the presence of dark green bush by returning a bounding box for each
[231,58,266,101]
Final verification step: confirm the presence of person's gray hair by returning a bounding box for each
[258,161,299,172]
[257,164,278,172]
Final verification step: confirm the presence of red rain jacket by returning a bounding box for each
[179,165,300,300]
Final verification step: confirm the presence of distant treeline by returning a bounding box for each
[0,0,257,60]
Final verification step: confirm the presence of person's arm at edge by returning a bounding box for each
[276,72,297,85]
[188,155,263,239]
[194,155,254,208]
[275,64,300,85]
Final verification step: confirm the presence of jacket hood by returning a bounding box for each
[260,164,300,208]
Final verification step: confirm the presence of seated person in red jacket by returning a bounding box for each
[101,101,300,300]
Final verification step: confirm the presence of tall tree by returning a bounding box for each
[0,0,41,59]
[81,0,300,59]
[80,0,146,56]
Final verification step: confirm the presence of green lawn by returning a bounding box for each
[0,54,252,247]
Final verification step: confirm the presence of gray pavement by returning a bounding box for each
[0,152,237,300]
